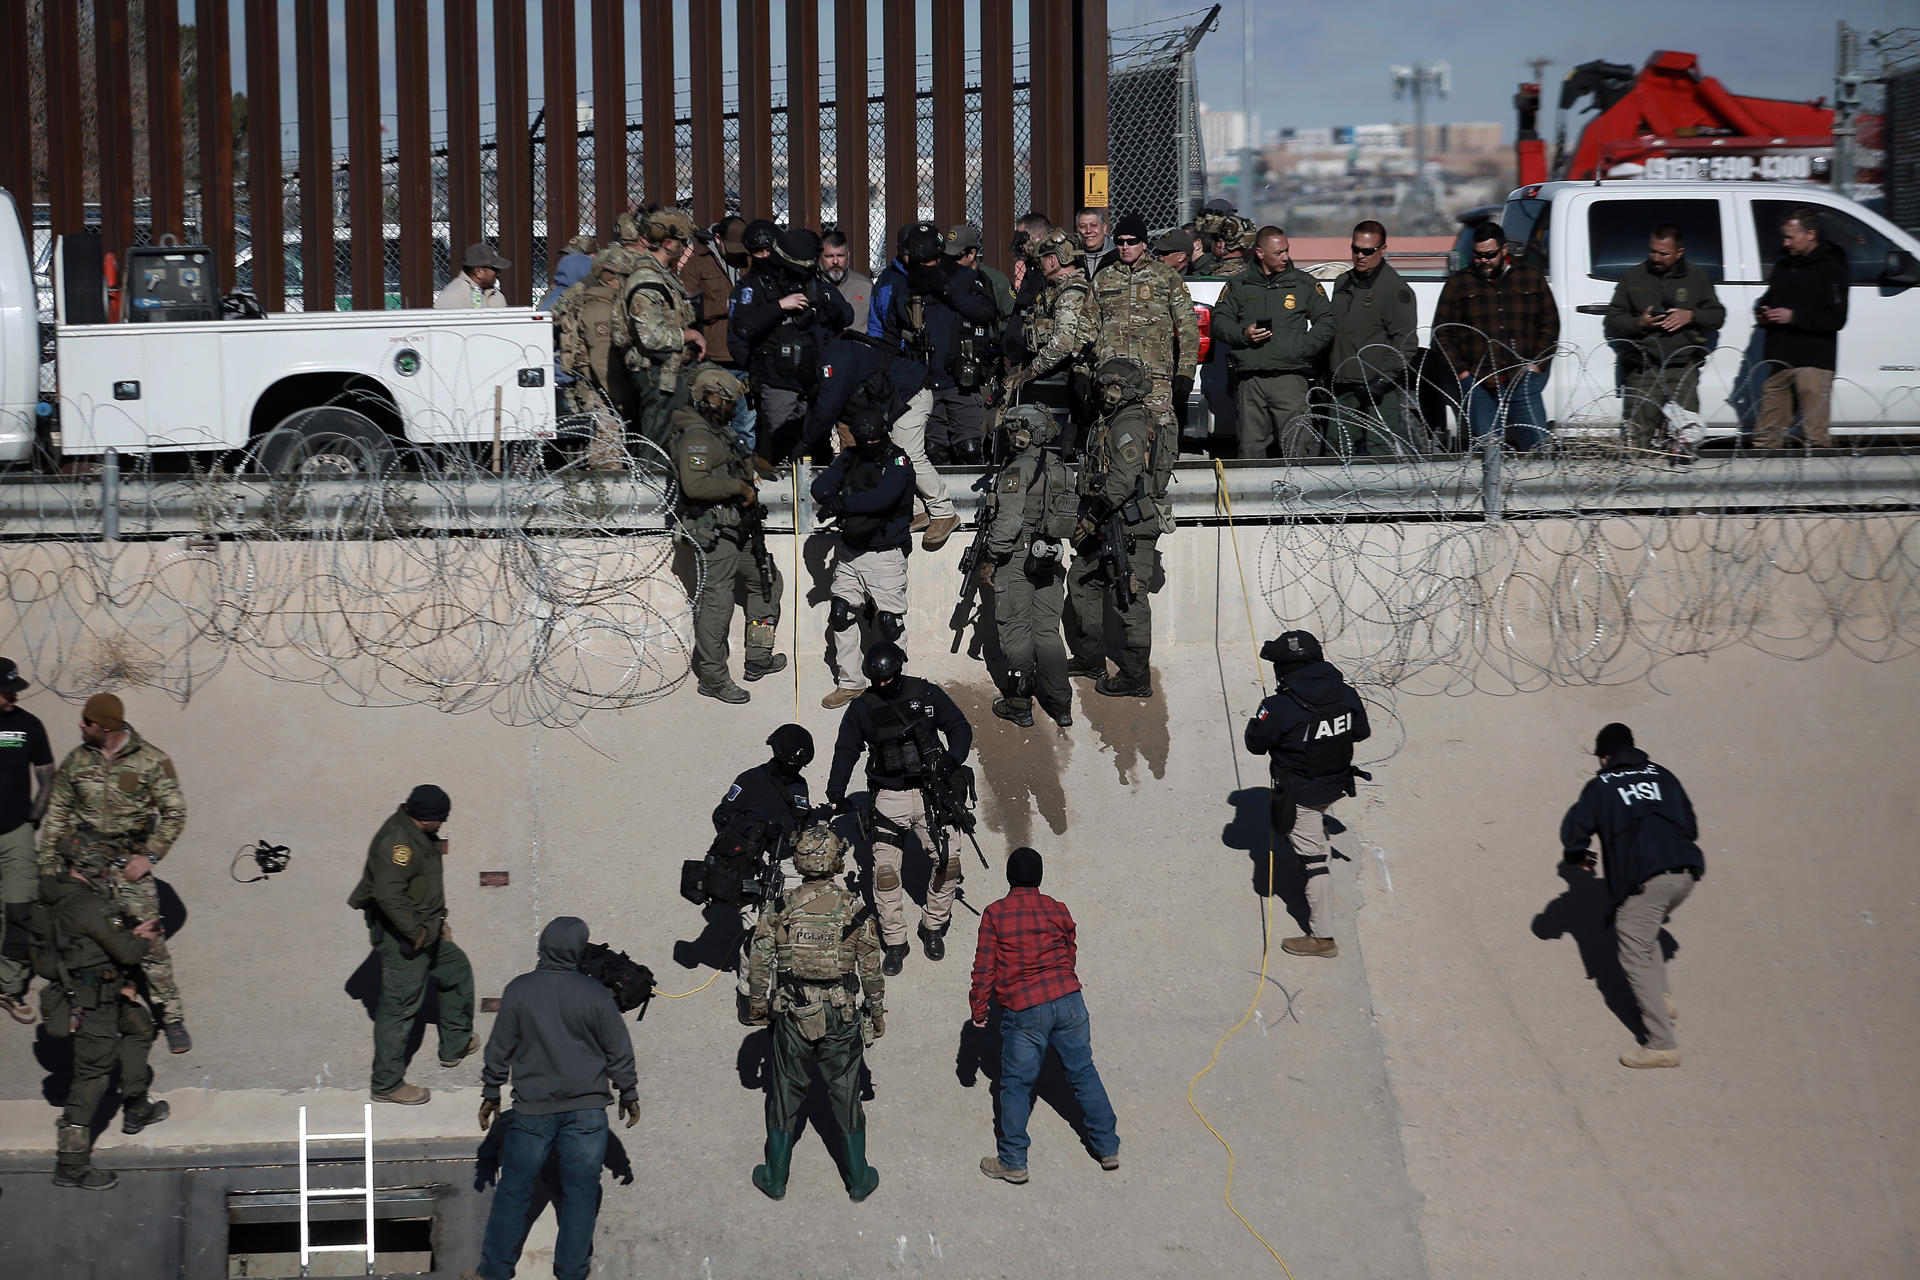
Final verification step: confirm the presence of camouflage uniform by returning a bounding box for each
[1067,369,1171,692]
[613,215,700,448]
[1091,256,1199,437]
[39,725,187,1024]
[555,245,644,469]
[669,373,783,697]
[984,408,1077,722]
[745,826,884,1200]
[1191,215,1255,279]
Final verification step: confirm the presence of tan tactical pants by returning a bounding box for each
[1289,802,1333,938]
[889,388,955,519]
[0,822,35,997]
[1615,870,1695,1051]
[1755,367,1834,447]
[870,788,961,945]
[565,383,628,470]
[828,545,909,689]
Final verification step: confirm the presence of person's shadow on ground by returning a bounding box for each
[343,951,435,1067]
[734,1027,874,1187]
[1223,787,1313,936]
[1532,861,1674,1040]
[954,1012,1102,1160]
[673,902,742,972]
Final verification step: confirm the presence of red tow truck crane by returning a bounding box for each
[1515,51,1842,186]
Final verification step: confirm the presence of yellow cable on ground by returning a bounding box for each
[1186,460,1296,1278]
[655,927,751,999]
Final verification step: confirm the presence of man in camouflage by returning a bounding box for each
[744,821,884,1203]
[1191,212,1255,279]
[669,367,785,704]
[1091,212,1200,443]
[977,405,1077,730]
[38,693,190,1052]
[612,207,707,450]
[347,783,476,1106]
[553,245,644,470]
[1066,358,1171,700]
[1004,228,1101,454]
[42,840,169,1189]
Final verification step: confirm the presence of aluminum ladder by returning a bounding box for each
[297,1103,376,1276]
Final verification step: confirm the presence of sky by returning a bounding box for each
[233,0,1918,150]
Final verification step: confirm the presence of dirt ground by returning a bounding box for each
[0,527,1913,1278]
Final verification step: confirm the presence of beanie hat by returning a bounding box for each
[1113,212,1150,242]
[1594,723,1634,759]
[1007,846,1044,888]
[82,692,125,730]
[405,784,452,821]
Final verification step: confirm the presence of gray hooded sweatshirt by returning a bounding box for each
[481,916,638,1114]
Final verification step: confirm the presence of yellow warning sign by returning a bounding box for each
[1082,165,1110,208]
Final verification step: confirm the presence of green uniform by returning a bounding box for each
[38,726,187,1023]
[979,263,1016,332]
[1091,257,1200,435]
[347,807,474,1094]
[1068,400,1166,685]
[1328,261,1419,456]
[1603,259,1726,449]
[746,875,884,1159]
[1215,263,1334,458]
[42,872,156,1175]
[669,406,783,692]
[986,443,1076,719]
[613,252,698,448]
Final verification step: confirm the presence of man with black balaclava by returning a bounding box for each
[1244,631,1371,959]
[977,405,1078,730]
[877,225,997,466]
[728,227,854,462]
[824,641,973,977]
[813,399,917,709]
[712,723,817,1024]
[868,222,960,549]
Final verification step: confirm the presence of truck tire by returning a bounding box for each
[256,407,398,477]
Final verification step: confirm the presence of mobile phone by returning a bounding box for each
[1256,316,1272,329]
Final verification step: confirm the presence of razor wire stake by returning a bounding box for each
[1482,431,1503,523]
[100,450,120,541]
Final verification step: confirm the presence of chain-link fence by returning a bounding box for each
[1835,22,1920,221]
[1107,15,1210,230]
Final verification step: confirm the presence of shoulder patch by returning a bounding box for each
[726,783,742,802]
[160,759,177,779]
[740,286,753,303]
[392,844,412,867]
[1399,287,1414,303]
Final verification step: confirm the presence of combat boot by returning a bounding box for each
[1620,1046,1681,1069]
[121,1094,171,1135]
[992,698,1034,728]
[922,514,961,551]
[1281,936,1337,958]
[1094,674,1152,699]
[52,1121,116,1190]
[698,681,750,704]
[1066,660,1106,681]
[918,923,946,962]
[881,942,909,977]
[1040,701,1074,728]
[843,1132,880,1202]
[752,1130,795,1199]
[742,653,788,683]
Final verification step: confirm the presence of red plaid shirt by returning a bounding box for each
[970,888,1083,1023]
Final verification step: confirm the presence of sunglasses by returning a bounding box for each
[1115,237,1143,246]
[1472,247,1504,261]
[1351,244,1382,257]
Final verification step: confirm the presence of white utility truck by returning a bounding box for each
[0,189,559,472]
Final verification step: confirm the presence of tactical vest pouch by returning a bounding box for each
[678,859,707,905]
[1022,537,1064,579]
[768,326,820,387]
[39,982,74,1038]
[28,899,63,982]
[952,334,982,390]
[1268,774,1299,836]
[790,991,830,1042]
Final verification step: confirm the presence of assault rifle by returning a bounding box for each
[742,500,775,597]
[922,761,989,878]
[949,378,1012,656]
[1074,494,1136,613]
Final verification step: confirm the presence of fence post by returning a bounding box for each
[1481,432,1503,522]
[101,450,120,540]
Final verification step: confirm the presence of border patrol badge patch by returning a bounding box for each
[1284,293,1297,310]
[393,845,412,867]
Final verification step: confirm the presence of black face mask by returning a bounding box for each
[874,676,903,699]
[770,757,804,780]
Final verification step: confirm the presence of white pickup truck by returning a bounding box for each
[0,189,559,472]
[1190,180,1920,441]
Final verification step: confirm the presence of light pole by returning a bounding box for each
[1391,61,1449,222]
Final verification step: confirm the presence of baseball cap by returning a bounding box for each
[0,657,27,694]
[942,224,982,256]
[462,242,511,271]
[1153,230,1189,256]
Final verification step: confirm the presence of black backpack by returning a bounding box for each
[578,942,656,1022]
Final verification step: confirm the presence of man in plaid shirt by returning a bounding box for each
[969,847,1120,1183]
[1432,221,1560,451]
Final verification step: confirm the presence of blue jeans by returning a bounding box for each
[476,1108,609,1280]
[996,990,1119,1170]
[1460,369,1550,452]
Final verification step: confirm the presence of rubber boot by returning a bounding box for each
[752,1130,794,1200]
[52,1121,116,1190]
[843,1131,880,1202]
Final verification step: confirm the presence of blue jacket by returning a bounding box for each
[879,259,998,390]
[541,253,594,383]
[810,444,915,554]
[1244,660,1372,807]
[1560,747,1705,906]
[867,258,909,339]
[801,334,929,453]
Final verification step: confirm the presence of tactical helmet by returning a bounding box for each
[563,233,598,257]
[767,723,815,770]
[1221,216,1257,255]
[791,822,847,877]
[641,207,698,245]
[592,245,643,282]
[1260,629,1323,669]
[1004,404,1058,449]
[58,831,120,876]
[861,640,907,684]
[688,366,745,417]
[1034,227,1082,266]
[614,212,644,244]
[743,219,780,255]
[774,227,822,272]
[847,402,892,447]
[1097,356,1152,406]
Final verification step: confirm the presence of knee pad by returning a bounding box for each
[873,866,902,892]
[746,616,777,650]
[875,611,905,642]
[828,597,860,632]
[932,865,963,892]
[1299,855,1329,878]
[1,901,29,962]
